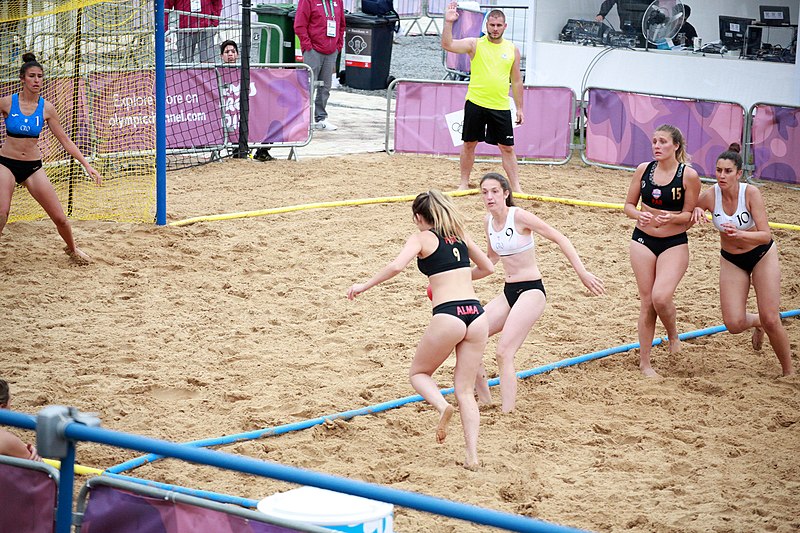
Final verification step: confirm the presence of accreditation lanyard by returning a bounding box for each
[321,0,337,37]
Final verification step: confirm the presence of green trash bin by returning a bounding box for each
[253,4,296,63]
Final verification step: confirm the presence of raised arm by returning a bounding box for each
[347,233,423,299]
[44,102,101,185]
[510,47,524,125]
[441,1,477,56]
[522,210,605,296]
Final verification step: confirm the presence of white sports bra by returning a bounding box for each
[488,207,534,256]
[712,183,755,232]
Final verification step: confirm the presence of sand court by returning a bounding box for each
[2,153,799,532]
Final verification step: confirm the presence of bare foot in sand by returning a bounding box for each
[751,327,764,351]
[640,364,661,378]
[462,459,480,471]
[65,246,92,265]
[668,336,681,354]
[435,405,454,444]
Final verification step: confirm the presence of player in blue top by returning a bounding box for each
[691,144,793,376]
[624,124,700,377]
[473,173,605,412]
[347,190,494,469]
[0,52,101,264]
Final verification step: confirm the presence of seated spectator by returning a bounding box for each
[220,40,273,162]
[679,5,697,43]
[0,379,41,461]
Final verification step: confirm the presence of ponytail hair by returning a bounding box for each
[20,52,43,78]
[655,124,688,164]
[479,172,515,206]
[717,142,743,171]
[412,190,466,241]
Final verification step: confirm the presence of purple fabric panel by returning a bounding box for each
[394,82,573,160]
[82,486,303,533]
[395,81,469,154]
[586,89,744,178]
[445,9,484,73]
[751,104,800,185]
[494,87,573,160]
[165,69,224,148]
[89,71,157,154]
[427,0,447,16]
[0,463,57,533]
[221,67,310,145]
[394,0,422,18]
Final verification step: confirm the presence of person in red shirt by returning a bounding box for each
[166,0,223,63]
[294,0,346,131]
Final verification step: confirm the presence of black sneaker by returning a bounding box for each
[254,148,274,162]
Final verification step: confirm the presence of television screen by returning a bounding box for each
[719,15,755,49]
[759,5,790,26]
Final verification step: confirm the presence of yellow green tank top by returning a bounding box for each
[465,36,516,111]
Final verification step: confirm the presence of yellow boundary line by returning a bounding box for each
[169,189,800,232]
[43,458,104,476]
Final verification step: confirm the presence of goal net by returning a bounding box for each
[1,0,156,223]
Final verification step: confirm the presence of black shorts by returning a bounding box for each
[721,240,774,274]
[462,99,514,146]
[632,227,688,257]
[432,299,485,327]
[0,155,43,184]
[503,279,546,308]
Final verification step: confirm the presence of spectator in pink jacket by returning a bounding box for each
[294,0,346,131]
[166,0,223,63]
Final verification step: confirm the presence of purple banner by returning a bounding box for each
[219,67,311,145]
[394,0,422,18]
[586,88,745,178]
[751,104,800,185]
[90,71,156,153]
[426,0,447,16]
[166,68,224,149]
[81,486,304,533]
[394,81,574,160]
[445,9,484,74]
[0,463,57,533]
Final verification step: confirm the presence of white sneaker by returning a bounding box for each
[314,120,338,131]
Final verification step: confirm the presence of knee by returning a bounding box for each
[724,317,749,334]
[760,312,783,333]
[498,144,514,154]
[462,142,477,153]
[495,345,515,367]
[50,211,69,228]
[651,292,673,314]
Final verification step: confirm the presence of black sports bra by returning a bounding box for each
[417,230,470,276]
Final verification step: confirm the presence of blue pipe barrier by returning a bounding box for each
[109,310,800,474]
[104,472,259,508]
[67,422,588,533]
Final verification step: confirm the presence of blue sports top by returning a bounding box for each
[417,230,470,277]
[5,94,45,138]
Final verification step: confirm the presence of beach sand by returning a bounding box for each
[2,154,799,532]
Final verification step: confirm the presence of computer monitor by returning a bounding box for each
[719,15,755,50]
[759,5,790,26]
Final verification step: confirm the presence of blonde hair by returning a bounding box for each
[412,190,466,241]
[655,124,688,164]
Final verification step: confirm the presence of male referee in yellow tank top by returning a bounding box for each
[442,1,524,192]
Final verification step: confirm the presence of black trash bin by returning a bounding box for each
[253,4,297,63]
[343,12,398,90]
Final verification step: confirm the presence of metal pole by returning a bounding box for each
[54,442,76,533]
[155,0,167,224]
[238,0,251,158]
[67,8,83,217]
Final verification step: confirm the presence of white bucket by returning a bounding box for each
[257,486,394,533]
